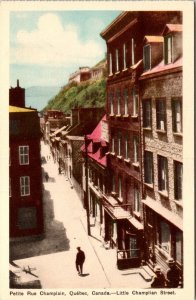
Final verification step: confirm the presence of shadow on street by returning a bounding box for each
[10,188,70,261]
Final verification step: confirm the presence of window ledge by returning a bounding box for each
[124,158,131,164]
[144,182,154,189]
[115,71,120,75]
[110,152,115,156]
[133,211,141,218]
[116,114,121,118]
[158,190,169,198]
[132,162,140,168]
[156,129,166,134]
[173,200,183,207]
[131,114,138,119]
[123,114,129,118]
[105,152,110,156]
[122,68,128,72]
[117,155,123,160]
[109,74,113,77]
[143,127,152,131]
[173,132,183,137]
[109,113,115,117]
[155,245,170,259]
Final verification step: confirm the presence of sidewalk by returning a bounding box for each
[10,142,152,289]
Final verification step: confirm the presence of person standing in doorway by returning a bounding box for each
[76,247,85,275]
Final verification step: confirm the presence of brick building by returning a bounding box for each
[9,106,43,238]
[101,11,182,269]
[140,24,183,282]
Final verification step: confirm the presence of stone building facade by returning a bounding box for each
[140,24,183,282]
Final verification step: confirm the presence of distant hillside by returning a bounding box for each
[43,79,106,113]
[26,86,60,111]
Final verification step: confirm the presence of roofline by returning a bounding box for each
[139,65,182,81]
[100,11,128,38]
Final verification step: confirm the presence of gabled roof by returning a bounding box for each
[144,36,164,43]
[162,24,182,36]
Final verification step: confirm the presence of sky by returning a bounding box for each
[10,10,122,88]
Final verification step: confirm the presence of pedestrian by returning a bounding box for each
[151,266,166,288]
[166,258,180,288]
[45,173,49,182]
[75,247,85,275]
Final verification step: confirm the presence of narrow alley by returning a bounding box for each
[10,142,152,289]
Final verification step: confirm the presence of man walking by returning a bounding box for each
[75,247,85,275]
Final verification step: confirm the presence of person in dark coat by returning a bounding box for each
[151,266,166,288]
[76,247,85,275]
[166,259,180,288]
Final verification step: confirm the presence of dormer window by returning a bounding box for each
[164,35,172,64]
[143,44,151,71]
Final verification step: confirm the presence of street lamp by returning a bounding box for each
[84,134,91,236]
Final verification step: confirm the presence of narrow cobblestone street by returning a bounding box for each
[10,142,152,289]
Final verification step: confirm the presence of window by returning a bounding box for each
[118,134,121,156]
[134,186,140,212]
[159,220,171,253]
[164,35,172,64]
[143,45,151,71]
[117,89,121,115]
[131,38,135,66]
[109,92,114,115]
[172,99,182,133]
[109,52,113,75]
[144,151,153,184]
[18,207,37,229]
[132,89,139,116]
[125,135,129,160]
[20,176,30,196]
[111,136,115,153]
[175,231,183,264]
[19,146,29,165]
[158,155,168,192]
[123,43,127,69]
[118,177,122,200]
[156,99,166,131]
[116,49,119,72]
[143,100,152,128]
[112,175,115,192]
[174,161,183,200]
[124,88,128,115]
[133,136,139,163]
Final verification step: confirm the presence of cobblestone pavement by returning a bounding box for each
[10,142,152,289]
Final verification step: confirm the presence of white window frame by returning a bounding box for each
[116,49,119,72]
[172,99,182,133]
[123,43,127,69]
[164,35,172,64]
[20,176,30,196]
[19,145,29,165]
[132,89,139,116]
[133,136,139,163]
[134,186,140,212]
[131,38,135,66]
[109,53,113,75]
[143,99,152,128]
[124,89,128,115]
[156,99,166,131]
[158,155,168,192]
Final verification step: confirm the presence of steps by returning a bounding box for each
[139,265,155,282]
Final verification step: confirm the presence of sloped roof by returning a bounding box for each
[162,24,182,35]
[144,36,164,43]
[9,106,36,113]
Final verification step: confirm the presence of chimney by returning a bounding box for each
[17,79,19,87]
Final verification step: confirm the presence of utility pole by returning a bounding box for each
[84,134,91,236]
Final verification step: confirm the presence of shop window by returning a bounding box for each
[158,220,171,253]
[158,155,168,192]
[143,99,152,128]
[144,151,153,184]
[174,161,183,200]
[172,99,182,133]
